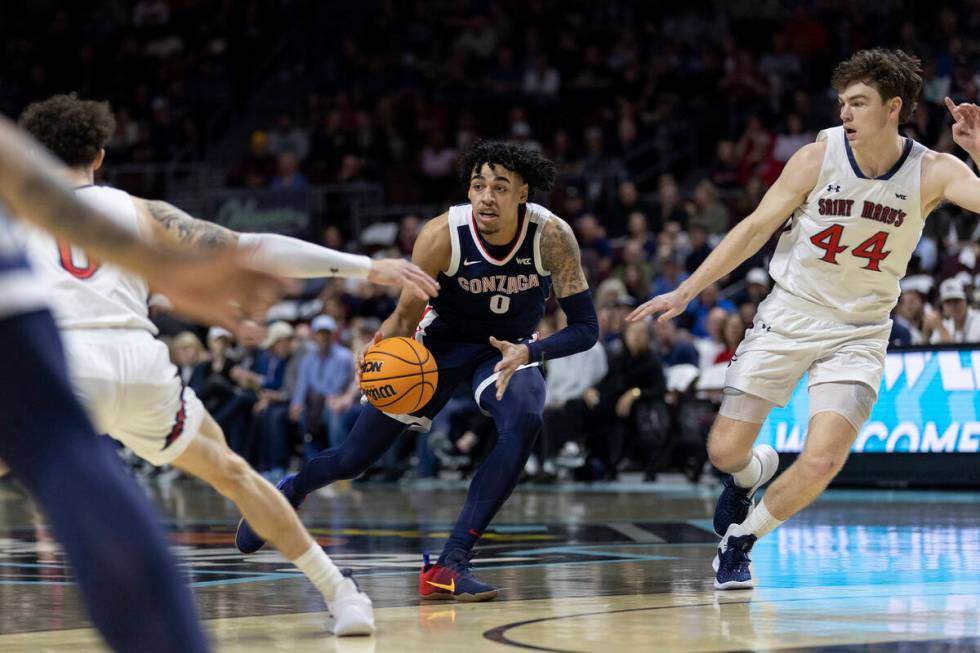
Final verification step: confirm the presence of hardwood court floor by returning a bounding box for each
[0,475,977,652]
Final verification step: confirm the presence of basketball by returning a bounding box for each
[359,337,438,414]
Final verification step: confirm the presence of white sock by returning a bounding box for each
[731,451,762,488]
[731,498,783,539]
[292,544,345,601]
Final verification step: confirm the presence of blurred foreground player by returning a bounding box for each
[0,114,284,651]
[19,94,437,635]
[237,141,599,601]
[629,49,980,589]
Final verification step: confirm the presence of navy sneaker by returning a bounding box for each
[235,472,305,553]
[419,551,498,602]
[713,525,757,590]
[713,445,779,536]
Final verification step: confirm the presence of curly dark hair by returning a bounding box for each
[18,94,116,167]
[458,140,558,194]
[831,49,922,123]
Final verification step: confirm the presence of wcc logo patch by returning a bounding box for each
[362,361,384,374]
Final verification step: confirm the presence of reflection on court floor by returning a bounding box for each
[0,480,977,651]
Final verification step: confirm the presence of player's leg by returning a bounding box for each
[420,362,545,602]
[714,381,875,589]
[0,310,209,652]
[707,393,780,536]
[171,412,375,635]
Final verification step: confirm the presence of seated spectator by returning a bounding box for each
[267,112,310,160]
[191,327,238,415]
[709,140,739,192]
[227,130,277,188]
[693,307,729,370]
[714,312,747,364]
[651,256,689,298]
[291,315,357,460]
[897,276,932,344]
[575,213,613,283]
[685,283,735,338]
[929,278,980,343]
[587,320,667,481]
[731,267,770,306]
[270,152,308,191]
[624,211,657,260]
[251,322,300,479]
[684,225,713,274]
[686,180,730,236]
[170,331,206,385]
[536,313,608,482]
[654,319,699,368]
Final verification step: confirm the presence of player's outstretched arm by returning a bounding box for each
[0,116,281,328]
[136,198,437,300]
[928,97,980,214]
[491,216,598,400]
[627,141,824,323]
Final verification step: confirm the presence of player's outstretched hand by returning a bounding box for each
[150,249,283,330]
[489,336,530,401]
[945,96,980,155]
[368,258,440,301]
[626,288,692,323]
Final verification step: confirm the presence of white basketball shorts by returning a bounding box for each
[61,329,205,466]
[724,287,890,406]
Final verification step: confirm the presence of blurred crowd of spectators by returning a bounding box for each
[9,1,980,482]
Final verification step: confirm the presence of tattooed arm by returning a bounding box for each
[539,216,589,298]
[136,198,438,299]
[0,115,281,327]
[137,199,239,249]
[489,214,598,400]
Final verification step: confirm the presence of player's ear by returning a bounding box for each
[888,97,902,120]
[93,148,106,172]
[519,183,529,203]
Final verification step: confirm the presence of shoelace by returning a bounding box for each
[443,551,477,576]
[725,538,753,574]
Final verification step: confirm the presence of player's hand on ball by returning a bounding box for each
[627,288,692,323]
[355,332,383,385]
[368,258,440,301]
[489,336,530,400]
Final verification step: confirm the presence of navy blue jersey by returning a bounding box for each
[0,205,47,320]
[419,202,554,344]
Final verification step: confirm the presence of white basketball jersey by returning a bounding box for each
[0,203,48,319]
[23,185,156,333]
[769,126,927,324]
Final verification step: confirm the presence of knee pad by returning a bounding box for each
[718,387,776,424]
[808,381,876,431]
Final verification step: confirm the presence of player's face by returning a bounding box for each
[838,82,901,145]
[468,164,528,237]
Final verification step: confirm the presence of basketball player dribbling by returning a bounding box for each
[629,49,980,589]
[19,94,438,635]
[0,114,285,652]
[237,140,599,601]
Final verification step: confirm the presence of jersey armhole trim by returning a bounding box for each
[531,210,551,276]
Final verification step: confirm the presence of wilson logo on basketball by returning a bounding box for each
[364,384,397,401]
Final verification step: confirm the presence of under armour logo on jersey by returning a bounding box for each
[516,257,532,265]
[826,184,841,193]
[895,193,907,200]
[759,322,772,332]
[463,259,480,266]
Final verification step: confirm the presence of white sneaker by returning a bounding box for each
[328,572,376,636]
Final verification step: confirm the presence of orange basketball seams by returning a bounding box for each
[360,337,438,414]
